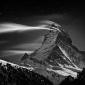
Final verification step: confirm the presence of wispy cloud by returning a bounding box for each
[2,50,33,56]
[0,41,8,44]
[0,23,51,34]
[12,43,42,51]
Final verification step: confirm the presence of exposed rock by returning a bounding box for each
[21,21,85,85]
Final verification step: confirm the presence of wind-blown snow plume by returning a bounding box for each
[0,22,57,34]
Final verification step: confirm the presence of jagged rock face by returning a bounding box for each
[21,21,83,69]
[21,21,85,85]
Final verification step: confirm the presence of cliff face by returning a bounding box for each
[21,21,85,85]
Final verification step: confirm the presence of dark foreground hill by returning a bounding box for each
[0,60,53,85]
[0,59,85,85]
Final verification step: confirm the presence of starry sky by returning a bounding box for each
[0,1,85,57]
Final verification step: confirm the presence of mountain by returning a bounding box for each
[0,21,85,85]
[21,21,85,85]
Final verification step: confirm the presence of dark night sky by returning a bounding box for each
[0,1,85,56]
[0,1,84,18]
